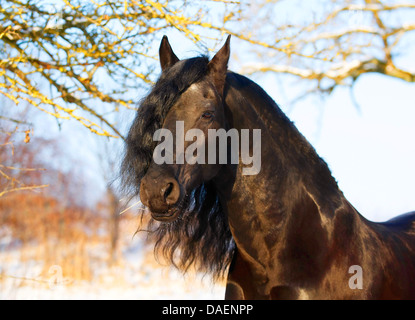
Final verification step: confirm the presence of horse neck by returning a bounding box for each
[220,73,360,279]
[223,72,344,215]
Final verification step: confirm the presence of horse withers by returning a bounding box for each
[121,35,415,299]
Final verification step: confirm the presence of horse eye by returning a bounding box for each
[201,111,214,120]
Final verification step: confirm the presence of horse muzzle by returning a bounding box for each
[140,169,182,222]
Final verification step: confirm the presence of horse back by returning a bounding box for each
[380,211,415,232]
[367,211,415,299]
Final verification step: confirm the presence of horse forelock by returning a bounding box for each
[120,57,209,195]
[120,56,235,278]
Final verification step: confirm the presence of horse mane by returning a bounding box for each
[120,56,235,278]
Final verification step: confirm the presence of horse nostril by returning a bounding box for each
[163,183,174,202]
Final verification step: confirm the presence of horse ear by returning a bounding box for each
[208,35,231,96]
[159,35,180,71]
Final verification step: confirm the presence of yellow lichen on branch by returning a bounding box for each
[0,0,242,140]
[2,0,413,139]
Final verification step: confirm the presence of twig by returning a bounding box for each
[0,184,49,198]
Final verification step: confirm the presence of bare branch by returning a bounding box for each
[238,0,415,99]
[0,0,243,138]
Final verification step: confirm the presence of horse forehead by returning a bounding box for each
[187,82,203,93]
[182,82,215,99]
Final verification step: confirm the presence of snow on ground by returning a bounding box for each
[0,222,226,300]
[0,267,225,300]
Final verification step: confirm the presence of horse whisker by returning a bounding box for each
[119,200,143,215]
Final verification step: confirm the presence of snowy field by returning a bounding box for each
[0,265,225,300]
[0,218,226,300]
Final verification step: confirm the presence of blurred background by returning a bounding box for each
[1,0,414,299]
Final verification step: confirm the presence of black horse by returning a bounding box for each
[121,35,415,299]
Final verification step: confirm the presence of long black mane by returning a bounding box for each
[120,57,235,278]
